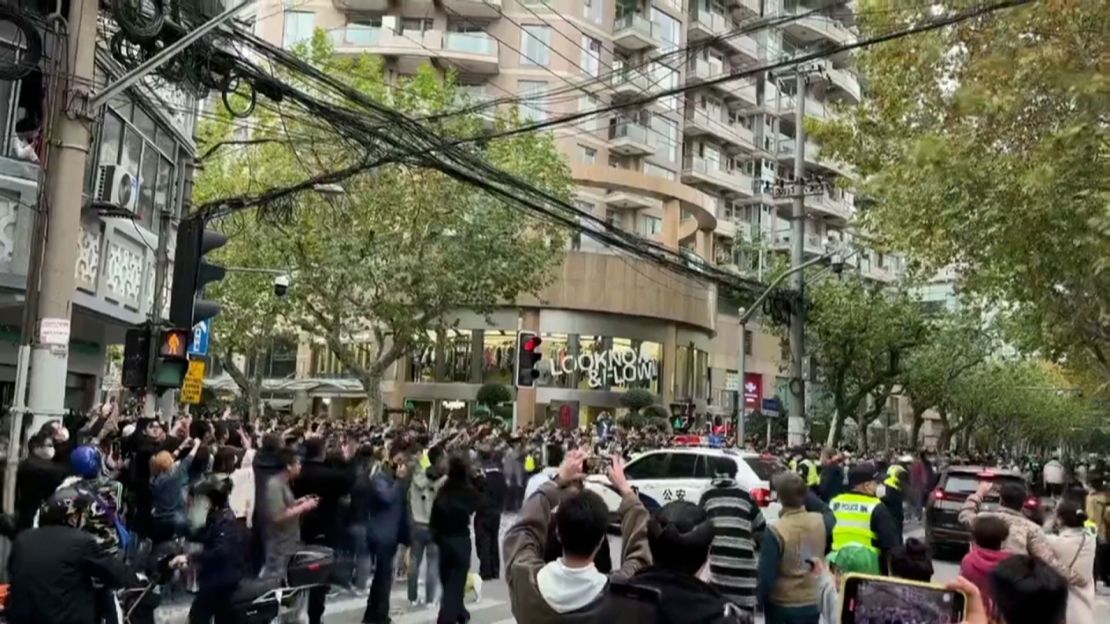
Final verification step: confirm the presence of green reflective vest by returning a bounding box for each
[830,492,880,554]
[801,459,820,487]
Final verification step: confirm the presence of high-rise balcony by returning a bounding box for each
[783,11,856,47]
[721,33,761,64]
[729,0,761,18]
[331,27,442,72]
[808,192,852,221]
[772,231,828,256]
[442,0,502,18]
[332,0,389,10]
[683,106,755,151]
[688,6,729,41]
[608,122,654,156]
[681,156,753,197]
[442,32,500,73]
[826,66,862,103]
[610,68,653,98]
[613,14,658,51]
[714,217,752,241]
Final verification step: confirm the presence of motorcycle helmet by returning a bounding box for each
[70,445,102,479]
[39,487,95,528]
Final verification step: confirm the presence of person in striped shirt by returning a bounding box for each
[698,462,767,618]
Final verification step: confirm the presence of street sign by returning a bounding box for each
[762,397,782,414]
[180,359,206,404]
[188,319,210,357]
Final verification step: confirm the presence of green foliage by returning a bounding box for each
[900,308,993,444]
[195,31,573,422]
[476,383,513,408]
[806,277,928,449]
[619,388,658,414]
[810,0,1110,384]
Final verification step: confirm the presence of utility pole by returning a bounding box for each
[788,71,808,447]
[25,0,99,435]
[144,210,173,417]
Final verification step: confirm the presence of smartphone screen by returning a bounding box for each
[840,575,966,624]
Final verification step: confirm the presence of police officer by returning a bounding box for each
[829,463,900,575]
[798,450,821,493]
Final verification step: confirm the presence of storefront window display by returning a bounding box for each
[480,330,517,384]
[443,329,472,382]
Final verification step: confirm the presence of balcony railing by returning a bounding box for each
[613,13,657,49]
[689,6,729,37]
[609,121,649,143]
[610,68,652,92]
[444,32,496,55]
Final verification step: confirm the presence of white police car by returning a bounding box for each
[586,447,784,524]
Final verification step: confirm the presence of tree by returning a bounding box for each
[810,1,1110,385]
[476,383,513,409]
[806,277,928,449]
[900,309,993,446]
[195,32,572,422]
[619,388,657,415]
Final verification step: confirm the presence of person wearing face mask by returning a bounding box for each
[171,477,247,624]
[40,420,74,466]
[15,432,69,531]
[879,464,907,545]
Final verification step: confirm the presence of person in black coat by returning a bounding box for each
[292,438,354,624]
[430,453,482,624]
[474,447,507,580]
[173,477,247,624]
[250,433,286,573]
[7,491,134,624]
[15,433,69,530]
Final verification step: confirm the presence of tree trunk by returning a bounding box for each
[826,412,846,448]
[248,352,264,421]
[910,407,925,448]
[857,423,869,455]
[363,372,384,426]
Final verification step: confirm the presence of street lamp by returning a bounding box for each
[735,243,857,448]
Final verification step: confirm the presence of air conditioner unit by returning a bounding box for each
[94,164,138,213]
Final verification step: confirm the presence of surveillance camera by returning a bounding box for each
[273,274,290,298]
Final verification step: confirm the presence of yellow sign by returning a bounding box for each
[180,359,206,404]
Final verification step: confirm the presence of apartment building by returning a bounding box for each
[238,0,894,431]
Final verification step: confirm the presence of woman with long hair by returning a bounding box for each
[430,452,482,624]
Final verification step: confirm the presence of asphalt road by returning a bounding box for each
[154,518,1110,624]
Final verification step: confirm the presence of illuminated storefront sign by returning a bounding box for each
[549,350,659,389]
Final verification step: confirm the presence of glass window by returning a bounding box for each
[584,0,604,24]
[138,146,158,223]
[521,25,552,66]
[651,7,681,53]
[643,162,675,181]
[579,144,596,165]
[97,112,123,166]
[666,453,698,478]
[641,215,663,235]
[650,115,679,162]
[481,330,517,384]
[120,126,142,182]
[625,453,669,480]
[283,11,315,48]
[132,106,156,141]
[582,36,601,76]
[538,332,573,387]
[443,329,473,383]
[700,456,738,479]
[401,18,433,33]
[153,157,174,227]
[744,456,784,481]
[518,80,548,121]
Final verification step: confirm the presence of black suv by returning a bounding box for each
[924,466,1035,553]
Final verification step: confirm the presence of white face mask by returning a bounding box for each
[876,484,887,499]
[35,446,55,460]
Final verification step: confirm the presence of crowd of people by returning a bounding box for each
[2,401,1109,624]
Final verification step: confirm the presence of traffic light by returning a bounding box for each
[154,327,191,390]
[515,331,543,387]
[169,217,227,328]
[120,324,192,391]
[121,325,150,388]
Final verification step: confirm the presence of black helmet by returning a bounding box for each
[40,487,95,528]
[190,476,232,510]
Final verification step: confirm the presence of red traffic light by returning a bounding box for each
[523,335,542,352]
[159,328,190,358]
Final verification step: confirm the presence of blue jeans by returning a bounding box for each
[348,524,372,589]
[407,523,439,604]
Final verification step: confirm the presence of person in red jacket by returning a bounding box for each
[959,515,1012,613]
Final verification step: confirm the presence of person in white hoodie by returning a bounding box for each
[1046,494,1095,624]
[503,449,651,623]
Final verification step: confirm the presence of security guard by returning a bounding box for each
[829,462,900,575]
[880,465,908,544]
